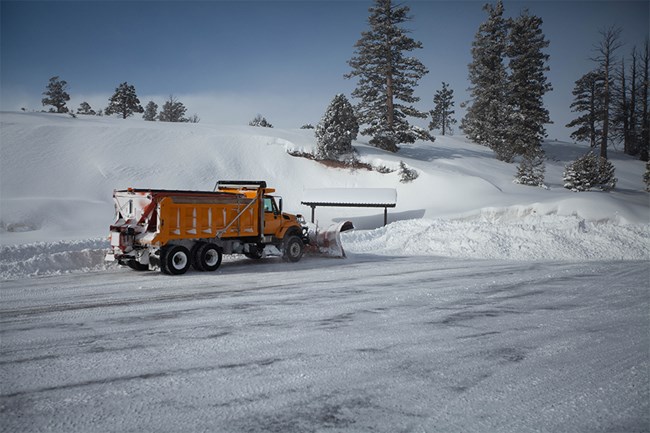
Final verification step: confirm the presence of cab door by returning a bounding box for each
[263,196,282,237]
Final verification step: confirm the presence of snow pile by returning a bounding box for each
[1,112,648,279]
[0,239,112,280]
[344,216,649,261]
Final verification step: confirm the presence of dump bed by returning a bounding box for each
[112,187,263,246]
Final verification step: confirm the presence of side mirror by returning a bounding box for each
[278,197,283,214]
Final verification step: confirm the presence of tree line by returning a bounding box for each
[38,0,649,190]
[567,31,649,162]
[41,77,199,123]
[316,0,648,190]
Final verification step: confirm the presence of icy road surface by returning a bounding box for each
[1,255,648,433]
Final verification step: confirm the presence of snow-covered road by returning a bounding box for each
[1,255,648,433]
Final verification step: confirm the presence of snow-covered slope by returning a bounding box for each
[1,111,648,278]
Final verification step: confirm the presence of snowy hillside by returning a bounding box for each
[0,111,648,278]
[1,112,649,433]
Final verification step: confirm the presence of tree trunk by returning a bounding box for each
[442,110,446,136]
[386,72,394,130]
[590,80,598,148]
[641,41,649,161]
[601,66,610,160]
[630,50,638,155]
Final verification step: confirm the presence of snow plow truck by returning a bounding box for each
[106,180,351,275]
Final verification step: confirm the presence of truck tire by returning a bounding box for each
[190,242,206,271]
[161,245,191,275]
[195,243,222,272]
[283,236,304,262]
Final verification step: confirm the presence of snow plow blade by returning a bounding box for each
[307,221,354,258]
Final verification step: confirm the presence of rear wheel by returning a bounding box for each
[190,242,206,271]
[161,245,191,275]
[283,236,304,262]
[196,243,222,272]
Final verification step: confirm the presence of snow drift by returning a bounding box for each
[1,111,648,279]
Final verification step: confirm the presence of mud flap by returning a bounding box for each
[307,221,354,258]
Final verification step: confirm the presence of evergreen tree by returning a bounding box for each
[514,148,546,187]
[105,82,144,119]
[429,82,456,136]
[41,76,70,113]
[398,161,419,183]
[507,11,552,157]
[566,70,605,148]
[143,101,158,121]
[563,152,617,192]
[249,114,273,128]
[76,102,96,115]
[158,96,187,122]
[643,161,650,191]
[346,0,431,152]
[462,0,511,161]
[315,94,359,160]
[507,11,551,184]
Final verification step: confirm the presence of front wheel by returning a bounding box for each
[282,236,304,262]
[161,245,191,275]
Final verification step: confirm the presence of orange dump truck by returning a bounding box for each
[106,181,309,275]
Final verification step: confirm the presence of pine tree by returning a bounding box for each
[643,161,650,191]
[143,101,158,121]
[514,148,546,187]
[346,0,431,152]
[462,0,511,161]
[398,161,419,183]
[429,82,456,136]
[158,96,187,122]
[105,82,144,119]
[41,76,70,113]
[566,70,605,148]
[507,11,552,157]
[563,152,617,192]
[76,102,96,115]
[315,94,359,160]
[249,114,273,128]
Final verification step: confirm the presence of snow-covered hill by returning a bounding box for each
[1,111,648,278]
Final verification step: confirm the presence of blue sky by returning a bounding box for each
[1,0,648,141]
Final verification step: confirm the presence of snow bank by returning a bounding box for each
[2,215,646,280]
[343,217,649,261]
[0,238,112,280]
